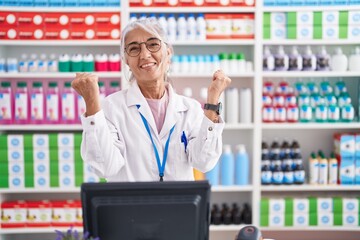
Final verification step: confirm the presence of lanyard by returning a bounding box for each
[137,105,175,182]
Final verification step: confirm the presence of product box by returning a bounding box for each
[356,135,360,184]
[296,11,313,26]
[334,133,355,159]
[17,12,43,27]
[293,213,309,226]
[0,26,17,39]
[9,174,24,188]
[43,27,70,40]
[310,212,333,226]
[78,0,92,6]
[68,13,95,26]
[9,162,24,176]
[74,200,83,226]
[317,198,333,213]
[348,25,360,39]
[269,198,285,214]
[322,11,339,26]
[271,25,287,39]
[43,13,70,27]
[51,200,77,226]
[95,13,121,26]
[338,157,355,184]
[205,14,232,39]
[1,201,27,228]
[34,148,49,162]
[33,134,49,148]
[26,200,52,227]
[8,148,24,162]
[34,161,49,175]
[17,26,44,40]
[69,25,94,40]
[58,133,74,148]
[96,26,121,39]
[294,198,309,214]
[334,212,359,226]
[334,197,360,214]
[296,25,313,39]
[322,25,339,39]
[34,174,50,188]
[269,213,285,226]
[8,135,24,149]
[59,148,74,162]
[348,11,360,25]
[270,12,286,26]
[231,14,255,39]
[0,12,17,26]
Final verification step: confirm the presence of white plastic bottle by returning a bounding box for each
[274,46,289,71]
[158,13,168,35]
[6,58,18,73]
[288,46,303,71]
[129,13,137,23]
[316,46,331,71]
[263,46,275,71]
[239,88,252,123]
[225,88,239,124]
[177,14,187,41]
[38,54,48,72]
[331,47,348,72]
[48,54,58,72]
[187,13,197,41]
[199,87,208,109]
[235,144,249,185]
[167,14,177,42]
[348,47,360,71]
[302,46,317,71]
[196,13,207,41]
[19,54,28,73]
[28,53,38,72]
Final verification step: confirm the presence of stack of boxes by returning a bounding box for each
[334,133,360,185]
[0,133,100,189]
[263,10,360,40]
[261,197,360,227]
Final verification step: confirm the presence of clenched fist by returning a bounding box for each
[72,73,101,117]
[207,69,232,104]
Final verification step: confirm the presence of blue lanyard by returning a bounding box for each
[137,105,175,182]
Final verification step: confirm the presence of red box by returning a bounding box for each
[70,25,96,40]
[231,13,255,39]
[17,12,44,27]
[69,13,96,27]
[96,25,120,39]
[74,200,83,227]
[129,0,144,6]
[0,26,17,39]
[0,12,17,26]
[179,0,196,6]
[205,14,232,39]
[94,13,120,26]
[51,200,77,227]
[230,0,255,6]
[26,200,52,227]
[204,0,220,6]
[43,26,70,40]
[17,26,44,40]
[43,13,70,27]
[1,201,27,228]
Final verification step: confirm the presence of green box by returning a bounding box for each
[333,197,343,214]
[263,12,271,27]
[339,11,348,26]
[260,214,269,227]
[287,12,297,26]
[261,198,270,215]
[309,197,317,213]
[313,12,322,26]
[339,24,348,39]
[23,134,33,150]
[334,213,343,226]
[287,26,297,39]
[263,26,271,39]
[0,134,8,149]
[313,25,323,39]
[309,213,317,226]
[49,133,58,148]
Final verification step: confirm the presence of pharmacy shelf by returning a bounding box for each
[210,225,246,231]
[0,227,83,234]
[262,71,360,78]
[172,39,255,46]
[0,6,121,12]
[224,123,254,130]
[261,122,360,130]
[129,7,256,13]
[0,72,121,78]
[261,185,360,192]
[0,124,82,131]
[0,188,80,194]
[211,185,253,192]
[0,40,120,46]
[263,5,360,12]
[170,73,255,78]
[260,226,360,231]
[263,39,360,46]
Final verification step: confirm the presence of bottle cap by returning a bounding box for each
[71,54,83,62]
[49,82,58,88]
[85,15,95,25]
[277,46,285,55]
[236,144,246,153]
[33,15,43,25]
[64,82,72,88]
[304,46,312,55]
[334,47,343,55]
[17,82,27,88]
[291,46,299,55]
[33,82,42,88]
[264,46,272,56]
[109,53,120,62]
[59,15,69,25]
[98,82,105,87]
[83,53,94,62]
[1,82,11,88]
[320,46,328,55]
[228,53,237,60]
[110,81,119,87]
[40,54,47,60]
[223,144,232,153]
[95,54,108,62]
[219,53,228,60]
[237,53,245,60]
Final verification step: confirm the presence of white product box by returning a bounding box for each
[8,149,24,163]
[317,198,333,213]
[9,162,24,176]
[52,205,77,224]
[27,205,52,225]
[59,161,74,175]
[34,161,49,175]
[343,213,359,226]
[297,25,313,39]
[9,175,24,189]
[322,11,339,26]
[297,11,313,26]
[343,198,359,213]
[7,135,24,149]
[294,198,309,214]
[34,149,49,162]
[1,205,27,225]
[348,25,360,39]
[348,11,360,25]
[34,175,50,188]
[84,164,99,183]
[59,174,75,188]
[269,213,284,227]
[33,134,49,148]
[57,133,74,147]
[271,26,287,39]
[339,160,355,184]
[269,199,285,214]
[323,25,339,39]
[293,213,309,226]
[271,12,286,26]
[318,212,333,226]
[59,148,74,161]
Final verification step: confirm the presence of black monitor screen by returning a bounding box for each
[81,181,211,240]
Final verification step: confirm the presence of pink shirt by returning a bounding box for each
[145,88,169,134]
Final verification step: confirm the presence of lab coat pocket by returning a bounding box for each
[173,141,189,179]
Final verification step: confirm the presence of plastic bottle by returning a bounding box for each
[196,14,207,41]
[167,14,177,42]
[315,103,328,122]
[290,140,301,158]
[320,81,333,96]
[288,46,303,71]
[19,54,28,72]
[309,152,319,184]
[38,54,48,72]
[348,47,360,71]
[179,55,190,73]
[107,81,121,95]
[272,158,284,185]
[220,145,235,186]
[30,82,45,124]
[239,88,252,123]
[327,104,340,122]
[7,58,18,73]
[61,82,76,123]
[0,81,13,124]
[219,53,230,74]
[263,46,275,71]
[95,53,108,72]
[225,88,239,124]
[328,152,338,185]
[187,13,197,41]
[282,153,294,185]
[158,14,168,34]
[270,139,280,159]
[234,144,249,185]
[293,153,305,184]
[299,104,312,122]
[199,87,208,109]
[229,53,238,74]
[280,140,291,158]
[334,79,347,97]
[14,82,29,124]
[318,151,328,185]
[48,54,58,72]
[108,53,121,72]
[274,46,289,71]
[341,104,355,122]
[330,47,348,72]
[71,53,83,72]
[98,81,106,102]
[316,46,331,71]
[83,53,95,72]
[261,141,269,156]
[302,46,317,71]
[0,58,5,72]
[241,203,252,224]
[261,153,272,185]
[58,53,70,72]
[205,161,220,186]
[46,82,60,124]
[237,53,246,73]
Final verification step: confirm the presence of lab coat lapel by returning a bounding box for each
[126,81,158,137]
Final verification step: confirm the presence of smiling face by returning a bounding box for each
[124,27,171,85]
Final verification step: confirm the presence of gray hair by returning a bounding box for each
[120,18,174,83]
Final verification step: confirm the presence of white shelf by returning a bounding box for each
[0,188,80,194]
[0,72,121,78]
[262,71,360,78]
[261,185,360,192]
[211,185,253,192]
[169,73,255,78]
[130,7,255,13]
[261,226,360,232]
[263,5,360,12]
[262,122,360,130]
[171,39,255,46]
[0,227,82,234]
[0,124,82,131]
[224,123,254,130]
[0,6,121,12]
[263,39,360,45]
[210,225,246,231]
[0,40,120,46]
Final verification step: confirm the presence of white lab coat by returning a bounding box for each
[80,81,224,182]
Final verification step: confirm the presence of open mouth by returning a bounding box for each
[140,62,156,69]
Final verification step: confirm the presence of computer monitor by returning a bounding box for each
[81,180,211,240]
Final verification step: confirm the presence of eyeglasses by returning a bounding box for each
[125,38,162,57]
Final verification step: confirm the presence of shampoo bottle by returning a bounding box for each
[302,46,316,71]
[316,46,331,71]
[220,145,235,186]
[348,47,360,71]
[263,46,275,71]
[234,144,249,185]
[330,47,348,72]
[274,46,289,71]
[288,46,303,71]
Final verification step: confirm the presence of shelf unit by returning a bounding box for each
[0,1,360,240]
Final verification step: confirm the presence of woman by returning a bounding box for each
[72,18,231,182]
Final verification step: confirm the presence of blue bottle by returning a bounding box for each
[235,144,249,185]
[220,145,235,186]
[205,161,220,186]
